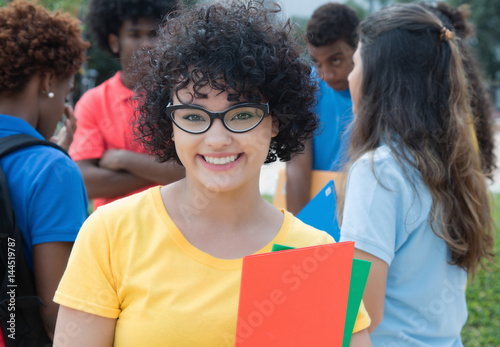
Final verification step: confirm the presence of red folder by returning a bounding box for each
[235,241,354,346]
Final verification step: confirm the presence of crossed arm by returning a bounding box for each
[77,150,185,200]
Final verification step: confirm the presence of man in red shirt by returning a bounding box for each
[70,0,184,209]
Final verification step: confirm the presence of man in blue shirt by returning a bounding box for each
[286,3,359,214]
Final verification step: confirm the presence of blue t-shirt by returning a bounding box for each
[340,144,467,346]
[311,68,353,171]
[0,114,88,269]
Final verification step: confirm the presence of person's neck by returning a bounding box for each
[171,177,270,230]
[0,80,39,128]
[164,177,283,259]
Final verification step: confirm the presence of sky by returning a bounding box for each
[280,0,347,19]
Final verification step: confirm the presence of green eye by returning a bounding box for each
[231,112,255,121]
[182,114,206,122]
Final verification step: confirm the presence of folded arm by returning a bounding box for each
[76,159,151,200]
[99,149,185,185]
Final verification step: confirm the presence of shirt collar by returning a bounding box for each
[0,114,44,139]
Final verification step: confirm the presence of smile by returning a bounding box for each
[203,154,240,165]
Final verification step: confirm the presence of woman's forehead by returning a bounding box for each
[173,82,264,105]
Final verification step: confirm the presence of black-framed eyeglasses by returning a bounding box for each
[166,102,270,134]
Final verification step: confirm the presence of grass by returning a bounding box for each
[262,194,273,204]
[461,194,500,346]
[262,192,500,344]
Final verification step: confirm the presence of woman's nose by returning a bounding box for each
[203,119,232,148]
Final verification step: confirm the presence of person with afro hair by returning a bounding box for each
[69,0,184,210]
[0,0,88,341]
[53,1,372,345]
[286,3,360,215]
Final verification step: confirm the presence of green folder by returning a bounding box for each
[271,244,371,347]
[271,244,295,252]
[342,258,371,347]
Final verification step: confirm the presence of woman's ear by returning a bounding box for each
[271,117,279,137]
[108,33,120,55]
[40,72,55,96]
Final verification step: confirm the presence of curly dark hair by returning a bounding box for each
[422,2,496,179]
[135,0,319,165]
[86,0,179,56]
[306,3,360,48]
[0,0,88,98]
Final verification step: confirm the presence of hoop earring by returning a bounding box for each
[48,92,54,98]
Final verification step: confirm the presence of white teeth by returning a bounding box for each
[204,155,238,165]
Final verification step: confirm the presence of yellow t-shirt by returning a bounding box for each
[55,186,370,346]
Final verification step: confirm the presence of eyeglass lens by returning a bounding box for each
[171,106,266,133]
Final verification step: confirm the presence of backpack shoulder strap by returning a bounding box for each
[0,134,54,344]
[0,133,69,242]
[0,133,68,159]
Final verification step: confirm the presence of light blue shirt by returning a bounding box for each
[0,114,88,269]
[340,144,467,346]
[311,68,353,171]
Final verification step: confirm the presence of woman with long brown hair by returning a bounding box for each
[339,3,495,346]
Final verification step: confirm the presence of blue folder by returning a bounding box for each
[296,180,340,242]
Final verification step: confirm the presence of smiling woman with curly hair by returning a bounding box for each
[53,2,372,346]
[135,0,319,164]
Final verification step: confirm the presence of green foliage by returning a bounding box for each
[0,0,87,15]
[449,0,500,81]
[330,0,500,82]
[290,16,308,57]
[461,194,500,345]
[345,0,368,19]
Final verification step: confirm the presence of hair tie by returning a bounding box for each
[440,27,453,42]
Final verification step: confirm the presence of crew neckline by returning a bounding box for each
[150,186,291,270]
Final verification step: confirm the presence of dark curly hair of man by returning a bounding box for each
[0,0,88,98]
[86,0,179,57]
[306,3,360,48]
[135,0,319,165]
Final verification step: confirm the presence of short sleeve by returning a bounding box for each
[352,300,371,333]
[340,152,408,266]
[69,94,106,161]
[29,154,88,245]
[54,210,121,318]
